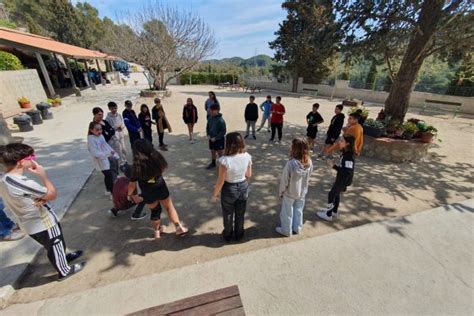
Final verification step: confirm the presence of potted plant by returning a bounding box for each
[17,96,32,109]
[363,118,385,137]
[416,121,438,143]
[401,122,418,140]
[48,96,62,107]
[348,106,369,120]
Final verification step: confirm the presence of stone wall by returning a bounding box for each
[362,136,431,163]
[0,69,48,118]
[301,81,474,115]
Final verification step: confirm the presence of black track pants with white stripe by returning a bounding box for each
[29,224,71,277]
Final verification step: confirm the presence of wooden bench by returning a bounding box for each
[302,88,318,97]
[128,285,245,316]
[419,99,462,118]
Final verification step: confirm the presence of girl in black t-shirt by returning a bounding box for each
[128,139,188,239]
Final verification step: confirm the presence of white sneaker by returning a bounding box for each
[275,227,290,237]
[190,139,195,144]
[317,211,333,222]
[320,203,334,213]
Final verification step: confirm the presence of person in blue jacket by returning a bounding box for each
[122,100,142,150]
[257,95,273,132]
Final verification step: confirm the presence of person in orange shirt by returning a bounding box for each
[325,112,363,156]
[344,113,363,155]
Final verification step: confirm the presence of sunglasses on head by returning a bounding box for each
[22,154,37,161]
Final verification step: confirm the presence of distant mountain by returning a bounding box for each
[205,54,276,67]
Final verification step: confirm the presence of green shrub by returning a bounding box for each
[180,72,237,85]
[0,19,17,29]
[0,51,24,71]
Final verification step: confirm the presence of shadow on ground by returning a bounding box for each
[7,84,473,303]
[10,114,473,303]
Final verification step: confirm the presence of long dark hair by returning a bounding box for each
[131,139,168,180]
[208,91,218,104]
[342,135,355,154]
[140,104,150,115]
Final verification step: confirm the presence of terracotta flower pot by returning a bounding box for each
[52,102,60,107]
[19,102,32,109]
[420,132,434,143]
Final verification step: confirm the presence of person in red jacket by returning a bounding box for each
[269,96,286,143]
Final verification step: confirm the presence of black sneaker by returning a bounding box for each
[267,129,271,132]
[206,162,216,169]
[253,135,256,140]
[159,146,168,151]
[244,135,249,139]
[131,211,147,221]
[257,128,262,132]
[108,208,118,217]
[66,250,83,263]
[58,262,86,282]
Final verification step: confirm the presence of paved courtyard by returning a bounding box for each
[4,84,474,306]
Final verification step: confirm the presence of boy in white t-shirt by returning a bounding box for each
[0,143,85,281]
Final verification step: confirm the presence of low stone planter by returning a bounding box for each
[140,89,172,98]
[362,136,431,163]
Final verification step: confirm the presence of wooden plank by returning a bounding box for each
[215,307,246,316]
[128,285,240,316]
[170,296,243,316]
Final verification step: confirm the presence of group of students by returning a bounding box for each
[0,90,364,282]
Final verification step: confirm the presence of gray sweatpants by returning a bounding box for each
[246,120,256,136]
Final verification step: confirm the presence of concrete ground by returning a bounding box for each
[0,76,147,305]
[6,84,473,306]
[2,200,473,315]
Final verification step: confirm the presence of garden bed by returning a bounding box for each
[362,136,431,163]
[140,89,172,98]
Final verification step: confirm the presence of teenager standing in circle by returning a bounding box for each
[138,104,153,143]
[269,96,286,143]
[182,98,198,144]
[212,132,252,242]
[152,98,172,151]
[128,139,188,239]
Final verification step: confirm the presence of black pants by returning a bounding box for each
[30,224,71,277]
[129,132,141,150]
[327,183,344,216]
[109,158,119,182]
[102,169,114,193]
[221,181,249,241]
[158,132,165,146]
[143,127,152,143]
[271,123,283,141]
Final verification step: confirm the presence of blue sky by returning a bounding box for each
[78,0,287,59]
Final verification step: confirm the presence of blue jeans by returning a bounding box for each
[279,196,305,235]
[0,200,15,238]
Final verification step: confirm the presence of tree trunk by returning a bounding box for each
[384,0,444,122]
[291,73,299,92]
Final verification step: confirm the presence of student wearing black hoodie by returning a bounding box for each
[320,104,345,158]
[317,135,355,222]
[244,95,259,140]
